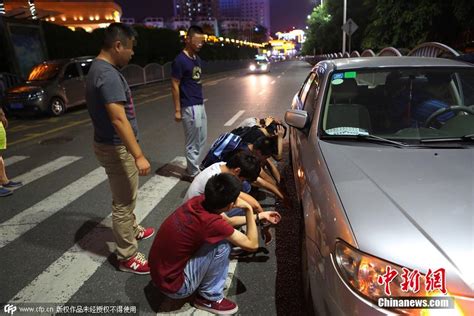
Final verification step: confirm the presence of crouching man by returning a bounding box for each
[148,173,259,314]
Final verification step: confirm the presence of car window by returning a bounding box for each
[299,73,316,104]
[79,61,92,76]
[63,63,80,80]
[28,62,63,81]
[321,68,474,141]
[303,72,320,119]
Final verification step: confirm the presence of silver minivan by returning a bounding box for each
[2,56,93,116]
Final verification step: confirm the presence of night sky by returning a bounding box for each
[114,0,316,34]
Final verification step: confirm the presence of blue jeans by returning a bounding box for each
[242,180,251,193]
[226,208,245,217]
[163,240,231,301]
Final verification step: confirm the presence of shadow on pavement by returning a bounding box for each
[274,143,304,315]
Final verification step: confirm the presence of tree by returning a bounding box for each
[303,0,473,55]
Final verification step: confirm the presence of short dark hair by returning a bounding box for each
[187,25,204,38]
[203,173,241,212]
[226,151,260,182]
[103,23,137,49]
[253,136,277,157]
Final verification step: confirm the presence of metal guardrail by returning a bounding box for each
[1,60,253,98]
[121,59,252,87]
[305,42,462,66]
[408,42,460,58]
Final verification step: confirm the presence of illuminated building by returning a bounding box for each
[174,0,218,21]
[2,0,122,32]
[275,29,306,44]
[241,0,269,31]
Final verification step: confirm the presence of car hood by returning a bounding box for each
[319,140,474,296]
[7,82,48,94]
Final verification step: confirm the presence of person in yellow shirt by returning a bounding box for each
[0,108,23,197]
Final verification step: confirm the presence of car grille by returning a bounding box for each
[6,93,29,102]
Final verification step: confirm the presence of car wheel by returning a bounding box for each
[48,97,66,116]
[301,228,316,315]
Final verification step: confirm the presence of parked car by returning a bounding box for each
[285,56,474,315]
[248,55,270,73]
[2,56,93,116]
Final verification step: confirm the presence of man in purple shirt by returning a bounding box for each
[171,26,207,181]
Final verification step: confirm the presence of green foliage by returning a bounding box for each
[304,0,473,55]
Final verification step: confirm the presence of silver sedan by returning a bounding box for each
[285,57,474,315]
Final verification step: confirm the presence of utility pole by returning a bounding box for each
[342,0,347,53]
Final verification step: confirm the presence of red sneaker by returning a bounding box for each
[135,226,155,241]
[194,295,238,315]
[118,252,150,275]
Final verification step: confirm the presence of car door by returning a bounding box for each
[61,62,84,107]
[291,68,328,311]
[290,71,319,193]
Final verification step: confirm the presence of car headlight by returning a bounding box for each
[28,90,44,99]
[261,64,268,71]
[335,240,428,300]
[335,241,463,315]
[249,64,256,71]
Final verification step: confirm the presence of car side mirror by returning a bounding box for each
[285,109,308,129]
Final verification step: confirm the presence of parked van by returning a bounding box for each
[2,56,93,116]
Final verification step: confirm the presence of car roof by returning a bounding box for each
[41,56,94,65]
[314,56,474,72]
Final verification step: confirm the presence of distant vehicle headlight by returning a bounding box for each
[249,64,256,71]
[28,90,44,99]
[261,64,268,71]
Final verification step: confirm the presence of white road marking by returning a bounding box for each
[0,167,107,249]
[11,157,187,303]
[271,80,276,84]
[4,156,29,167]
[258,90,266,95]
[203,77,227,86]
[10,156,82,190]
[224,110,245,126]
[155,259,238,315]
[277,75,281,78]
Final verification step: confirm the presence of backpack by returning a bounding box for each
[200,132,243,170]
[231,125,265,144]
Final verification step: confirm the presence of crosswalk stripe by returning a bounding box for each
[10,156,82,190]
[4,156,29,167]
[11,157,186,303]
[0,167,107,249]
[224,110,245,127]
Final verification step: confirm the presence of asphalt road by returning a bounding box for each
[0,60,312,315]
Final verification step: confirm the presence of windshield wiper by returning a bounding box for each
[420,134,474,143]
[322,133,410,148]
[356,134,410,147]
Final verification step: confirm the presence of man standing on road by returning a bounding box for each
[86,23,154,275]
[171,25,207,182]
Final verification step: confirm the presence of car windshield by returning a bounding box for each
[321,67,474,142]
[255,55,268,62]
[28,62,63,81]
